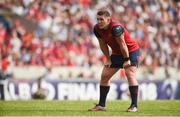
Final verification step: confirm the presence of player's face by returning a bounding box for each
[96,15,110,29]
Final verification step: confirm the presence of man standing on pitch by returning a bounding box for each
[88,9,140,112]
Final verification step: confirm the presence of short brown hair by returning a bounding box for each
[97,9,111,17]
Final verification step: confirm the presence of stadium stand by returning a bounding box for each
[0,0,179,80]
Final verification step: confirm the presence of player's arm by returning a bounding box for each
[97,37,110,61]
[94,28,111,66]
[112,26,130,67]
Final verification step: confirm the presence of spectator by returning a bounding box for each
[0,0,179,79]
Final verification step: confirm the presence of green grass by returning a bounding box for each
[0,100,180,116]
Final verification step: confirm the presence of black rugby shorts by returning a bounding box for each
[110,49,140,68]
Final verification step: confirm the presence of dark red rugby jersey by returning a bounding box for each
[94,20,139,55]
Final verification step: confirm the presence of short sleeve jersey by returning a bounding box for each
[94,20,139,55]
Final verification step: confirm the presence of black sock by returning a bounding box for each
[98,85,110,107]
[129,85,138,107]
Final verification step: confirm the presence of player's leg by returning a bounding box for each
[99,67,119,107]
[88,67,119,111]
[125,49,140,112]
[125,66,138,112]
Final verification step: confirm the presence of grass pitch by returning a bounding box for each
[0,100,180,116]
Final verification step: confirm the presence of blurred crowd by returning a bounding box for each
[0,0,179,79]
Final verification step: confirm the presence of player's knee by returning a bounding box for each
[125,69,135,78]
[126,73,137,81]
[126,71,136,81]
[127,76,135,81]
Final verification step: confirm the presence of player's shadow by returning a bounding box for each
[57,109,126,113]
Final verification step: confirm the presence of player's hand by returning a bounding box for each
[104,59,112,68]
[123,60,131,68]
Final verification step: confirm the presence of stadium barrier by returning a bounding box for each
[1,79,180,100]
[9,66,180,80]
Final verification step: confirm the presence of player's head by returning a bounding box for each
[96,9,111,29]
